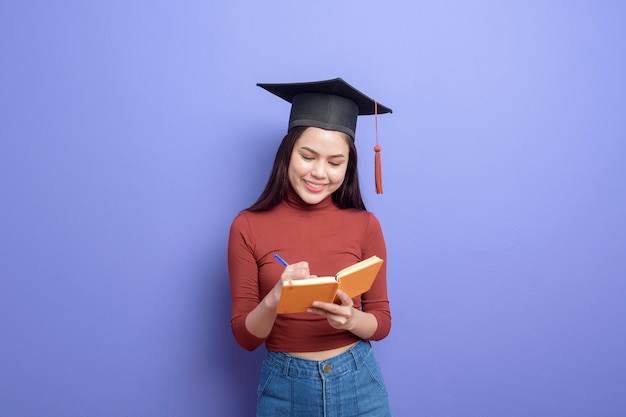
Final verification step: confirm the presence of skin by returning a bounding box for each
[288,126,349,204]
[244,127,379,360]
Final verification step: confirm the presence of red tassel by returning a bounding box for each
[374,101,383,194]
[375,145,383,194]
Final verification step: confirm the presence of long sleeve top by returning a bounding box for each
[228,191,391,352]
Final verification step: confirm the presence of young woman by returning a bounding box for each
[228,78,393,416]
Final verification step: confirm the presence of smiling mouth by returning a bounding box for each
[304,180,326,191]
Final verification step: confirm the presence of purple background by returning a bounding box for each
[2,1,625,416]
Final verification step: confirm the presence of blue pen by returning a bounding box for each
[273,253,289,267]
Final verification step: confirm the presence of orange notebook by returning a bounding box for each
[276,256,383,314]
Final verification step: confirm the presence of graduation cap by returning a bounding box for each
[257,78,392,194]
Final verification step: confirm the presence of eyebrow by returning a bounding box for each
[299,146,347,159]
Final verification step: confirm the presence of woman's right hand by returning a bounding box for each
[266,261,311,310]
[246,260,313,339]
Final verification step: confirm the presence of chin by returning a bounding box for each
[302,195,327,205]
[297,190,330,205]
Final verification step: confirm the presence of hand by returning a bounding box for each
[267,261,311,309]
[246,261,313,340]
[307,290,356,331]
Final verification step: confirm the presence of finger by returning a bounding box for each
[310,301,348,318]
[334,290,354,306]
[285,261,309,273]
[313,306,351,328]
[282,261,310,281]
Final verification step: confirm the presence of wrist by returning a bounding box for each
[346,307,360,331]
[264,288,280,311]
[348,309,377,339]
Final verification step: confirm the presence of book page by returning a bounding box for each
[336,255,383,278]
[336,256,383,299]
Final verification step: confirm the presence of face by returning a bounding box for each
[288,127,350,205]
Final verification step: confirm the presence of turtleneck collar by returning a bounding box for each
[282,187,335,211]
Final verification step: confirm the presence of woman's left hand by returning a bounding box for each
[307,290,356,331]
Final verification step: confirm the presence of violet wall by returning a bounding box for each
[1,1,625,415]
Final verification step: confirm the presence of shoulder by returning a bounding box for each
[341,208,381,225]
[230,206,286,236]
[330,208,384,240]
[230,209,261,229]
[230,209,249,228]
[346,209,384,241]
[231,207,277,223]
[361,210,383,233]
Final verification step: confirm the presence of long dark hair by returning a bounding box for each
[248,126,366,212]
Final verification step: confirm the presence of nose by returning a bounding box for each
[310,160,327,179]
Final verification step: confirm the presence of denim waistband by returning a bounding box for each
[264,340,372,379]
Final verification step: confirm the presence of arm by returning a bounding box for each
[307,213,391,340]
[308,289,379,339]
[358,213,391,340]
[229,212,313,349]
[228,213,267,351]
[244,261,311,339]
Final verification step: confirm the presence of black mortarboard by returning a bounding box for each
[256,78,392,139]
[257,77,392,194]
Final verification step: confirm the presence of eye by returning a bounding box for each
[328,158,346,167]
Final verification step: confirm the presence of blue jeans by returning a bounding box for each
[257,340,392,417]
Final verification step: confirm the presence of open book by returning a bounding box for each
[276,255,383,314]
